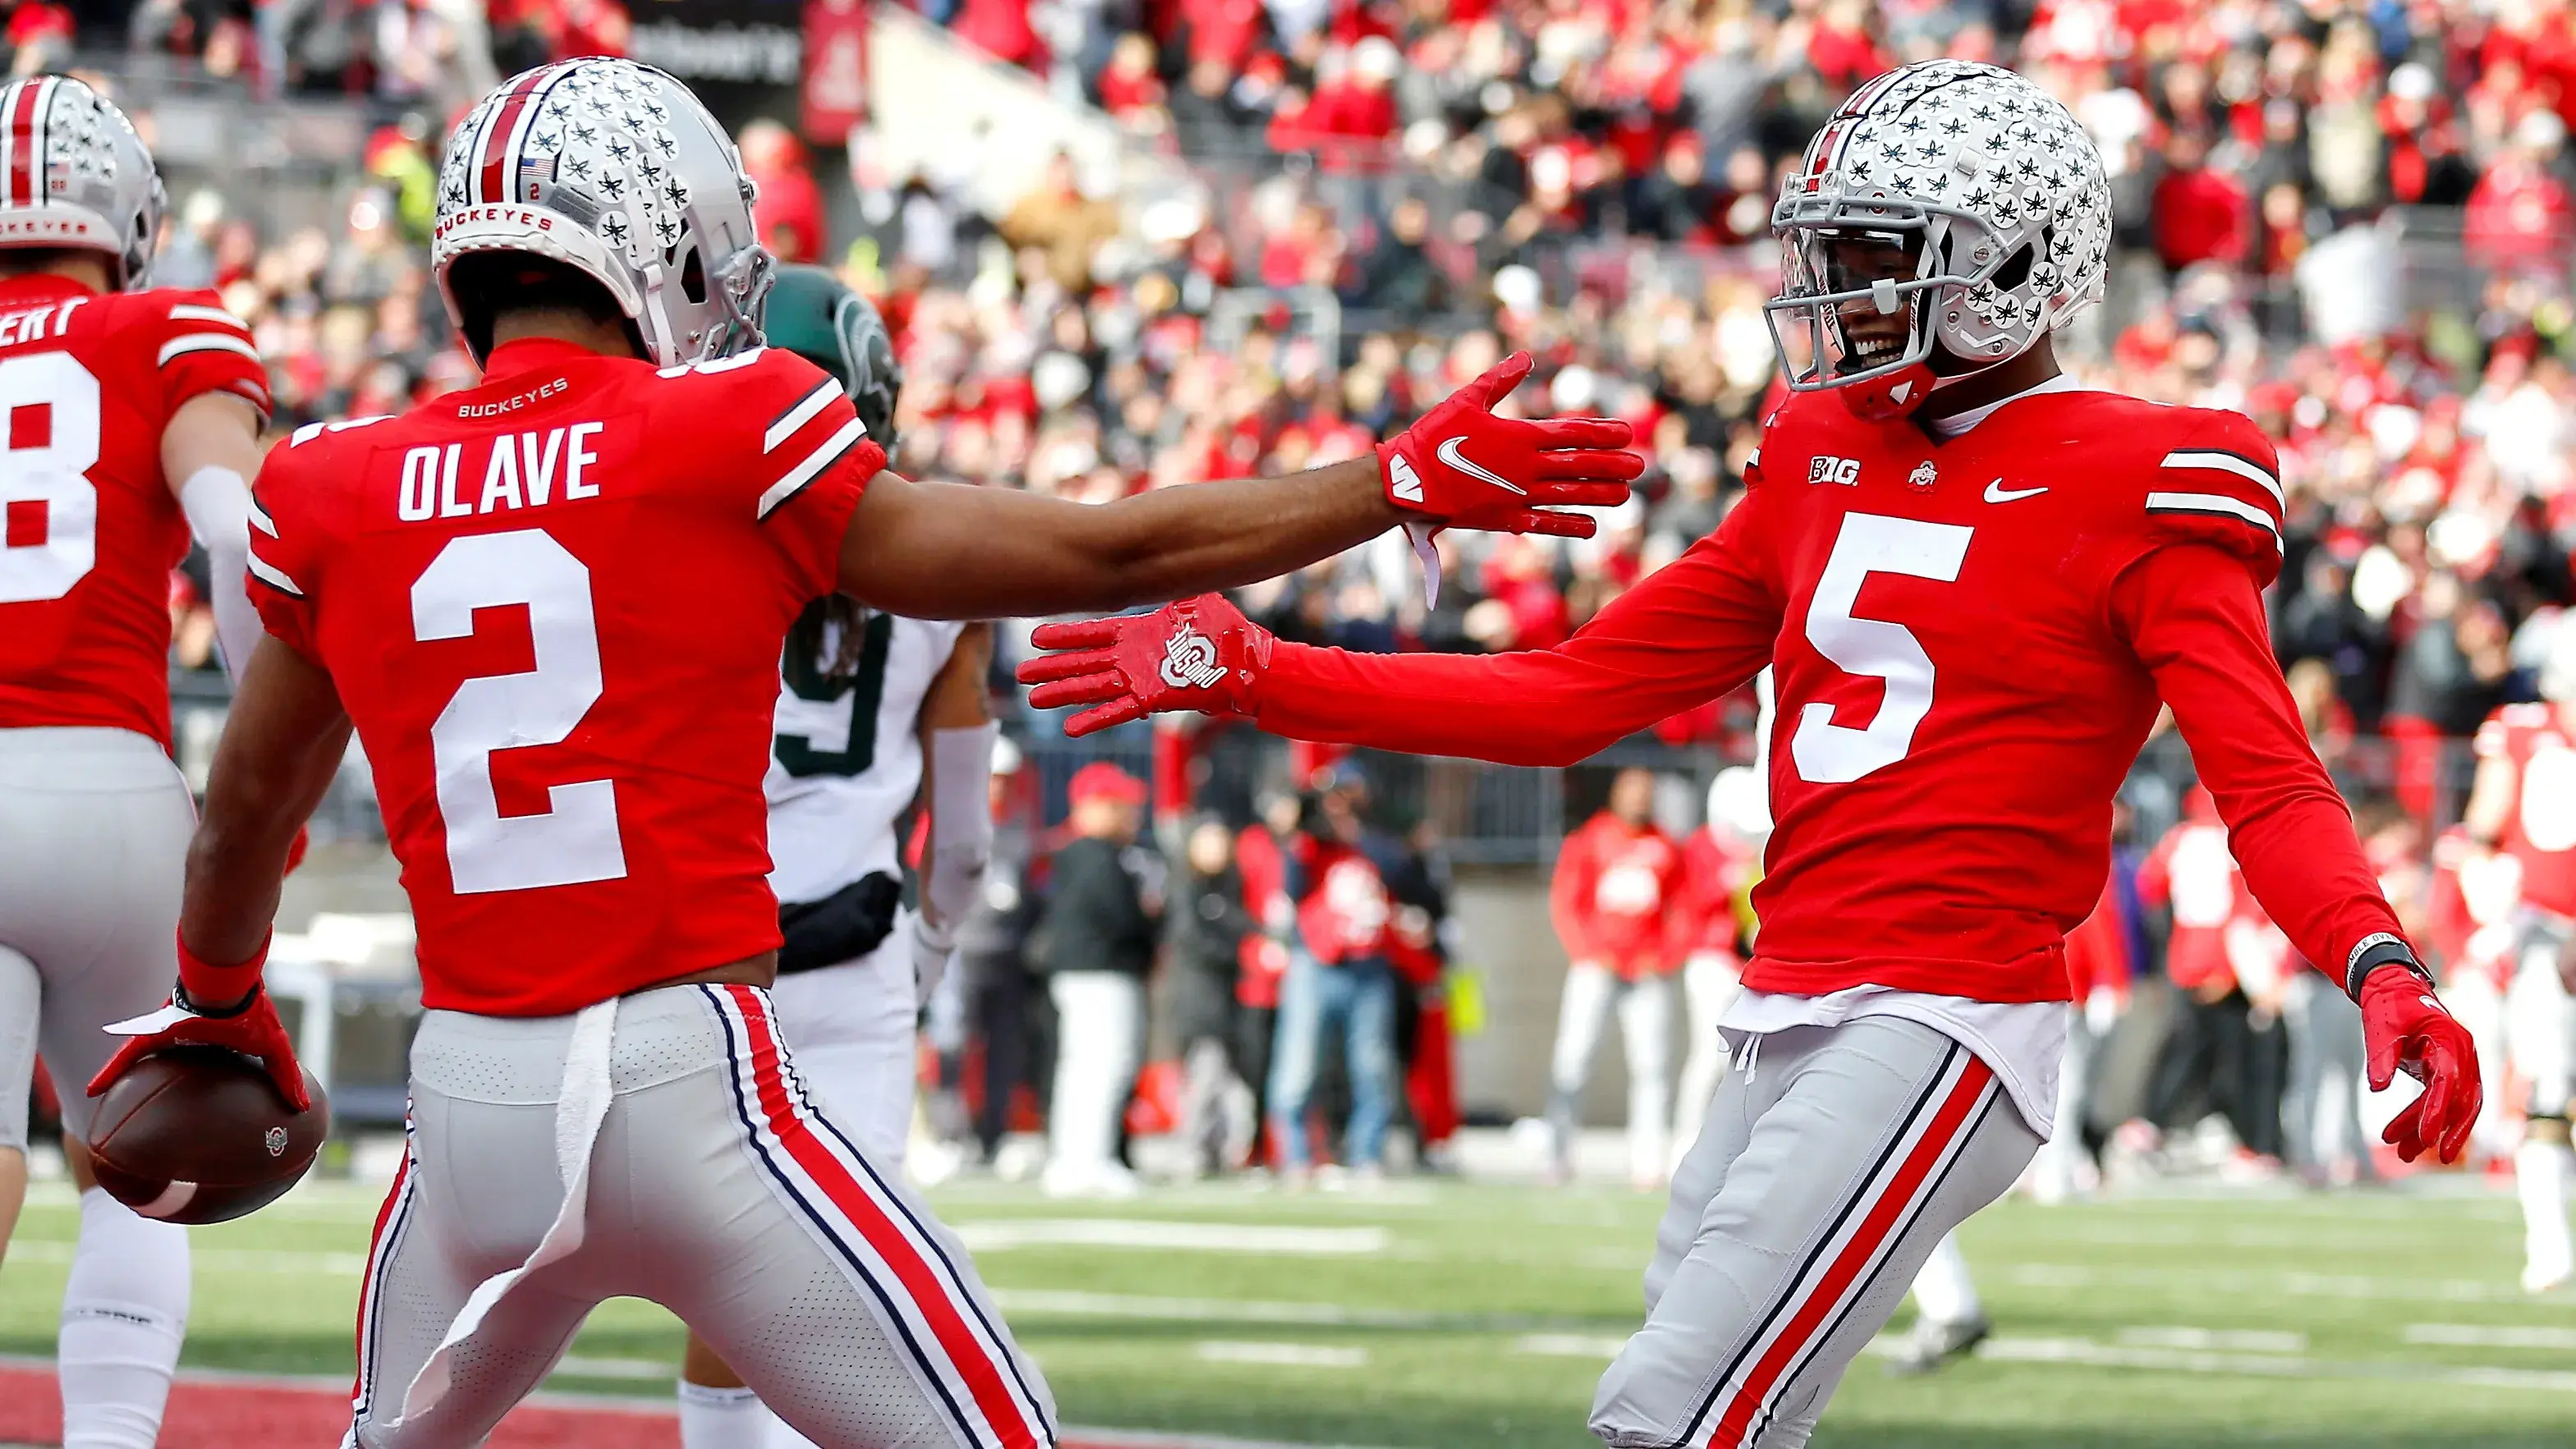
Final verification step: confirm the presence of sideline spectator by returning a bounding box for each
[1169,814,1259,1176]
[1545,767,1686,1190]
[1031,762,1161,1198]
[1270,771,1398,1185]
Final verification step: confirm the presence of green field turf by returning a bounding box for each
[6,1172,2576,1447]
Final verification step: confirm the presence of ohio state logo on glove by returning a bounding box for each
[1023,595,1272,737]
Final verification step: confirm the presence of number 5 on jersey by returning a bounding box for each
[1792,512,1972,785]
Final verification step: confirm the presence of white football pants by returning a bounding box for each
[768,908,921,1170]
[351,984,1054,1449]
[1591,1016,2039,1449]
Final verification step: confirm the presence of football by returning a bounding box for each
[85,1046,330,1226]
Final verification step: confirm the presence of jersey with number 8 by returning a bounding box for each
[247,337,880,1015]
[0,276,270,745]
[1243,384,2405,1005]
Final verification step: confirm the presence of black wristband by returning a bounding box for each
[174,978,264,1020]
[2344,933,2430,1002]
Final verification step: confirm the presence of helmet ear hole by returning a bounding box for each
[1991,243,2034,291]
[679,247,708,305]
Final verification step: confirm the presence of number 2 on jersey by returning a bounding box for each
[1791,512,1972,785]
[413,529,627,893]
[0,352,102,604]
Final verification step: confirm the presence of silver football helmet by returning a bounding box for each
[1766,61,2113,420]
[433,58,770,366]
[0,76,165,291]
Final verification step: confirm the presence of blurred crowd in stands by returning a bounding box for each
[67,0,2576,816]
[43,0,2576,1189]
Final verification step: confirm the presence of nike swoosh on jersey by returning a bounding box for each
[1435,436,1525,495]
[1982,479,2048,503]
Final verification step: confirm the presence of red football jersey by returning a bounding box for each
[0,276,269,746]
[2138,814,2247,993]
[1550,811,1685,976]
[248,339,879,1016]
[2473,700,2576,919]
[1247,387,2407,1004]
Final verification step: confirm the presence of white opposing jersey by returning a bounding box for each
[765,612,965,905]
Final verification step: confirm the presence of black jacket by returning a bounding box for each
[1168,864,1253,1042]
[1029,836,1161,978]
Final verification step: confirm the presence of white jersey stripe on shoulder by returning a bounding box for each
[758,415,867,520]
[246,551,304,598]
[2146,491,2285,551]
[159,333,261,365]
[765,378,842,454]
[167,303,250,330]
[2159,449,2282,505]
[246,495,277,537]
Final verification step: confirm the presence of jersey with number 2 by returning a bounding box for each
[247,337,880,1016]
[1247,385,2406,1005]
[0,275,269,746]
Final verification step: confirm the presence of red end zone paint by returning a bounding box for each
[0,1363,1277,1449]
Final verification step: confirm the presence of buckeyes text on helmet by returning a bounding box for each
[1765,60,2114,421]
[432,59,773,368]
[0,76,166,291]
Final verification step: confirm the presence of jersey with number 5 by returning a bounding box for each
[2473,702,2576,919]
[246,337,881,1016]
[1240,384,2406,1005]
[0,275,269,747]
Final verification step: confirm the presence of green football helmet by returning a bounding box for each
[765,264,902,452]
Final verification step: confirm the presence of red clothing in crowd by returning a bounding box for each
[1672,826,1760,964]
[2151,163,2248,269]
[2464,159,2576,272]
[2062,874,2133,1003]
[1551,811,1686,979]
[2138,793,2244,994]
[1297,837,1390,964]
[1234,823,1290,1008]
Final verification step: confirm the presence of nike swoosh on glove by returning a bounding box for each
[1017,593,1273,737]
[90,985,312,1113]
[1379,352,1642,603]
[2358,960,2480,1164]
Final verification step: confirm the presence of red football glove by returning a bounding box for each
[1378,353,1641,600]
[89,932,311,1114]
[2358,958,2479,1164]
[1018,594,1273,737]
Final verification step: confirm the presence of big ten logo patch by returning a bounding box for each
[1808,455,1861,486]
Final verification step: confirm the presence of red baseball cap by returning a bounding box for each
[1068,761,1148,807]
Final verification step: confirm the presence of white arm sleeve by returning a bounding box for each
[920,720,1000,939]
[178,465,261,686]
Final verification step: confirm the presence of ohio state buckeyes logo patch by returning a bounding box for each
[1159,625,1226,690]
[1908,460,1939,491]
[264,1126,289,1158]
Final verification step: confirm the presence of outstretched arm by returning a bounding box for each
[1021,515,1781,767]
[2113,543,2477,1160]
[838,354,1639,620]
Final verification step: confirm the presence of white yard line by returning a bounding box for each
[1975,1334,2576,1394]
[1513,1333,1630,1359]
[957,1219,1389,1256]
[2006,1262,2576,1307]
[2405,1323,2576,1350]
[1194,1341,1369,1369]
